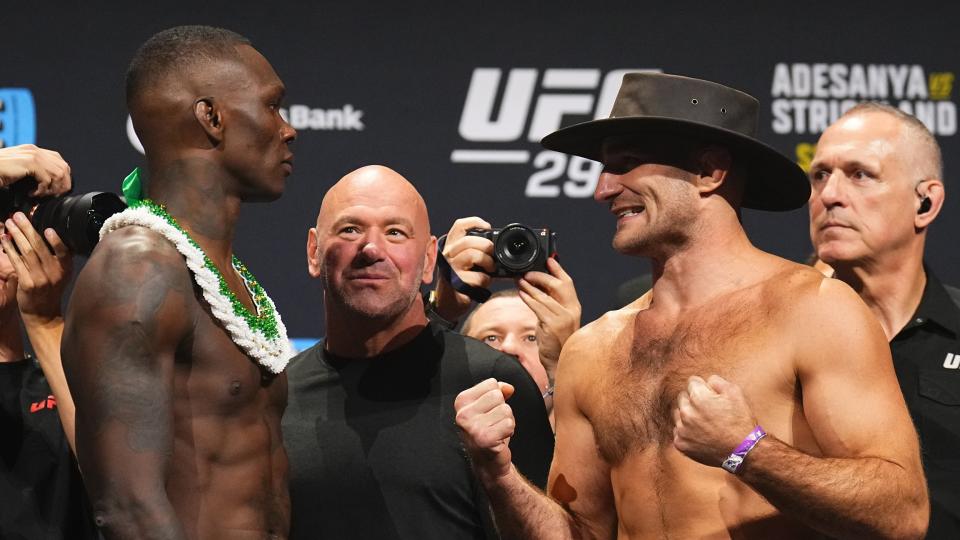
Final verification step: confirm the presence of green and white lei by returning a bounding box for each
[100,199,291,373]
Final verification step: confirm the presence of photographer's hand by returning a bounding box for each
[517,257,581,388]
[1,212,76,452]
[0,144,72,197]
[434,216,495,322]
[2,213,72,322]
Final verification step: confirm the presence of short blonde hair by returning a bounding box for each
[840,102,943,181]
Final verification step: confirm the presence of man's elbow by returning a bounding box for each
[884,490,928,540]
[902,502,929,540]
[887,516,928,540]
[91,490,182,539]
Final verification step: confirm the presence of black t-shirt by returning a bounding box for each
[890,271,960,539]
[282,323,554,540]
[0,358,98,540]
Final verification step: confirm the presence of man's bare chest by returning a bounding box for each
[174,300,287,418]
[587,301,782,465]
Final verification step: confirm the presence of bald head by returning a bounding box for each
[307,165,438,326]
[317,165,431,235]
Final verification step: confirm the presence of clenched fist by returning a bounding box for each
[672,375,759,467]
[455,378,516,482]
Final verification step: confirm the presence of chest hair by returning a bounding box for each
[591,295,772,465]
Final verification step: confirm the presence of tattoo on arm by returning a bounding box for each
[64,230,193,539]
[92,322,173,453]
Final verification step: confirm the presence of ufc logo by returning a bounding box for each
[944,353,960,370]
[458,68,657,143]
[30,394,57,413]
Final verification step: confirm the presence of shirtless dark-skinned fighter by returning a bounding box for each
[454,73,929,538]
[62,26,296,539]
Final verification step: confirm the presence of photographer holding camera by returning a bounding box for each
[0,144,97,539]
[432,216,581,425]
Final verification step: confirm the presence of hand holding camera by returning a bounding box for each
[0,146,76,321]
[0,144,72,197]
[0,145,80,453]
[0,145,126,256]
[516,257,581,387]
[433,217,564,320]
[436,217,579,390]
[433,216,497,321]
[1,212,72,325]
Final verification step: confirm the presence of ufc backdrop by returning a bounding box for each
[4,1,960,342]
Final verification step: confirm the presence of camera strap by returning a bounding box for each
[435,235,492,303]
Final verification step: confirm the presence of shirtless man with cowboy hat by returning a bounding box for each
[454,73,929,539]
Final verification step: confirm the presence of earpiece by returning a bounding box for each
[918,197,932,214]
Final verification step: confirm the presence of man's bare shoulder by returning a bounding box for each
[561,296,646,369]
[72,226,194,321]
[763,261,871,321]
[90,225,186,268]
[751,257,852,308]
[759,260,888,364]
[760,257,825,289]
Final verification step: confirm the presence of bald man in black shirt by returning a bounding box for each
[283,165,553,539]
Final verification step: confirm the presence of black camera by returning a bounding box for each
[465,223,558,277]
[0,178,127,257]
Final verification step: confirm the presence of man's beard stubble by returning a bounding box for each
[613,183,699,258]
[321,260,425,323]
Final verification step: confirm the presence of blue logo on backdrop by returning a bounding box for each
[0,88,37,148]
[289,338,321,354]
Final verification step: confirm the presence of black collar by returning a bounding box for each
[899,266,960,338]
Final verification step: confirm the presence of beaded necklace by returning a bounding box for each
[100,199,291,373]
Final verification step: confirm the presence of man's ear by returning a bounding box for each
[915,179,945,230]
[693,145,732,196]
[307,227,322,278]
[421,235,438,285]
[194,98,224,145]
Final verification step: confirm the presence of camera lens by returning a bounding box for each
[31,192,126,256]
[495,224,539,272]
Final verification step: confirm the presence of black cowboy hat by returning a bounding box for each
[541,73,809,211]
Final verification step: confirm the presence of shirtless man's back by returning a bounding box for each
[455,73,928,539]
[63,26,296,539]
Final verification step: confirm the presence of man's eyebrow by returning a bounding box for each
[830,159,878,172]
[329,215,415,229]
[848,159,879,171]
[470,322,503,334]
[330,215,363,229]
[808,160,828,173]
[809,158,877,172]
[266,83,285,100]
[386,217,415,229]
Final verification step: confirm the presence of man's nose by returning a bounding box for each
[594,171,622,203]
[357,235,385,262]
[814,172,847,208]
[279,114,297,143]
[499,334,522,356]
